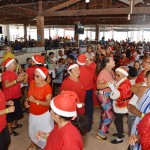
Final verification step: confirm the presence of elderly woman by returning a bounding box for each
[25,66,54,150]
[26,55,51,84]
[36,91,87,150]
[60,63,86,114]
[0,72,15,150]
[2,58,27,136]
[26,55,44,84]
[2,45,14,62]
[96,56,115,140]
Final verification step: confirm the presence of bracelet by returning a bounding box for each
[5,108,9,114]
[141,113,145,119]
[36,100,39,105]
[14,80,17,84]
[106,83,108,87]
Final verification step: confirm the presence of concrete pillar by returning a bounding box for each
[36,16,44,46]
[3,25,10,41]
[24,25,27,41]
[95,24,99,42]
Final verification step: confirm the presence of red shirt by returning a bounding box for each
[60,77,86,114]
[79,66,94,90]
[86,62,97,83]
[2,70,21,100]
[44,122,83,150]
[136,70,145,83]
[28,80,52,115]
[0,90,7,132]
[26,66,39,84]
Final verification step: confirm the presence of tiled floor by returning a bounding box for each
[9,108,129,150]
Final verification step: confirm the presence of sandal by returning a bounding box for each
[12,124,22,130]
[96,133,108,141]
[10,131,19,136]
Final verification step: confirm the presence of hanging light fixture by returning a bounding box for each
[85,0,90,3]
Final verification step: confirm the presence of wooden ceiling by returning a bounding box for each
[0,0,150,25]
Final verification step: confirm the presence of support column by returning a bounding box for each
[36,16,44,46]
[95,24,99,42]
[5,25,10,41]
[74,34,79,46]
[24,25,27,41]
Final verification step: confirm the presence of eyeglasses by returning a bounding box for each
[115,73,120,77]
[33,74,40,78]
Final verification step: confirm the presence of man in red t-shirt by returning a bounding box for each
[77,54,94,132]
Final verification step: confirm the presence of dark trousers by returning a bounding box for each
[114,113,125,139]
[85,90,93,131]
[0,125,11,150]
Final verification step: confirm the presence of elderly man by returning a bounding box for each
[108,67,132,144]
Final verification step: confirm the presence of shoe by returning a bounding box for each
[12,124,22,130]
[111,138,123,144]
[96,133,108,141]
[112,133,125,138]
[10,131,19,136]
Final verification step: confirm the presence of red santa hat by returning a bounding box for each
[50,91,83,117]
[137,113,150,150]
[35,66,48,79]
[32,55,44,65]
[67,63,79,71]
[77,54,87,66]
[115,67,128,76]
[2,58,15,67]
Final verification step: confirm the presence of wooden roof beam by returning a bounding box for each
[16,6,38,16]
[44,7,150,17]
[42,0,81,15]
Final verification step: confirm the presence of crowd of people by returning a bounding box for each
[0,38,150,150]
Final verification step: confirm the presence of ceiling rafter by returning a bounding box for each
[42,0,81,15]
[43,7,150,17]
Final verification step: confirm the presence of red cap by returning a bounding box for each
[32,55,44,65]
[77,54,87,66]
[2,58,15,67]
[50,91,82,117]
[35,66,48,79]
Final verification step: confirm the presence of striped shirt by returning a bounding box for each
[131,88,150,150]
